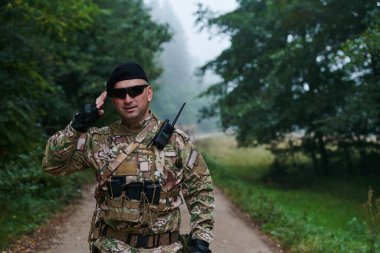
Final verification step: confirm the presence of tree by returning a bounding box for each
[197,0,380,176]
[0,0,171,160]
[0,0,100,158]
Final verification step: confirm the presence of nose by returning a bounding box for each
[123,93,133,103]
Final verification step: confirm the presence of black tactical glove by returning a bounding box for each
[71,102,99,132]
[188,239,211,253]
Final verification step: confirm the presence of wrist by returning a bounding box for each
[71,103,99,132]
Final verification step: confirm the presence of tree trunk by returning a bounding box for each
[317,134,330,176]
[311,149,321,176]
[342,143,354,175]
[288,139,297,168]
[359,144,369,175]
[304,136,321,176]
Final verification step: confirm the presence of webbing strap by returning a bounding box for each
[154,146,165,179]
[104,227,180,249]
[106,198,141,208]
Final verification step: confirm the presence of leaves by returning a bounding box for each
[198,0,380,175]
[0,0,171,160]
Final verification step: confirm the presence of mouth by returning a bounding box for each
[123,106,137,112]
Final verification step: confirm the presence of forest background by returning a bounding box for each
[1,0,380,252]
[195,0,380,252]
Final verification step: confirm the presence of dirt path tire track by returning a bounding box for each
[30,184,280,253]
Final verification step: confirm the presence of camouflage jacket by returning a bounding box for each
[42,114,215,248]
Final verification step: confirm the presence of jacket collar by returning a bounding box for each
[110,113,158,135]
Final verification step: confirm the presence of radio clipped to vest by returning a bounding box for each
[151,103,186,149]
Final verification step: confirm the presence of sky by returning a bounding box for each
[145,0,237,66]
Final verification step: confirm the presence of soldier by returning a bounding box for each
[42,62,214,253]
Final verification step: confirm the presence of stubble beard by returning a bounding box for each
[120,107,149,128]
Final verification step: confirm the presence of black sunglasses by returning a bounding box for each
[109,84,148,99]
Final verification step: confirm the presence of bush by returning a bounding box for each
[0,144,94,250]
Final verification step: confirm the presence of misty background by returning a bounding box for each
[145,0,237,133]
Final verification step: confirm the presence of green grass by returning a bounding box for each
[196,136,380,253]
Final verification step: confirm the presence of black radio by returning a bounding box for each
[151,103,185,149]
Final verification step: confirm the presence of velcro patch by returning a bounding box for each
[186,149,198,169]
[115,158,138,176]
[76,134,86,150]
[139,161,150,172]
[165,151,177,157]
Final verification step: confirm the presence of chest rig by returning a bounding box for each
[94,118,183,228]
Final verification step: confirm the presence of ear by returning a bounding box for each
[147,85,153,102]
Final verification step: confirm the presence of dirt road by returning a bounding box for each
[34,184,278,253]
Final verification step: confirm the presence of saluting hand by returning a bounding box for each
[72,91,107,132]
[96,91,107,117]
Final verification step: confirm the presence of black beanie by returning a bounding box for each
[106,62,148,94]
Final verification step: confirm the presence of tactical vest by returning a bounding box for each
[93,125,185,233]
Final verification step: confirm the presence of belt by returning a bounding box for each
[103,226,179,249]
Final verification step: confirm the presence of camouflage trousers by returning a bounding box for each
[92,234,190,253]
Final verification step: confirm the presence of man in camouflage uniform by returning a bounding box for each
[42,62,214,253]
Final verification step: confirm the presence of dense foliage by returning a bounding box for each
[0,0,170,160]
[197,0,380,176]
[0,0,170,248]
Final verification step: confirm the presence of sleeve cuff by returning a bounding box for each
[68,121,85,137]
[191,230,213,244]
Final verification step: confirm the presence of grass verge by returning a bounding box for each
[196,136,380,253]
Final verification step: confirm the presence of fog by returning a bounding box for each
[146,0,236,66]
[144,0,237,133]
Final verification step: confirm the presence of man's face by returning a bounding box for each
[111,79,153,126]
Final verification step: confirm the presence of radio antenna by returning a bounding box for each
[171,103,186,126]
